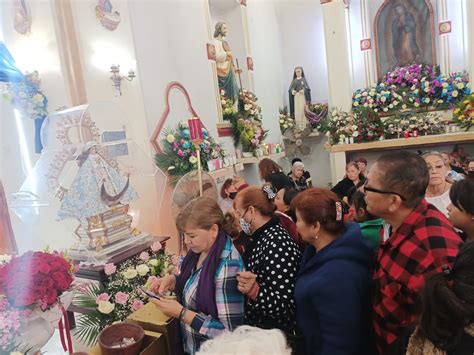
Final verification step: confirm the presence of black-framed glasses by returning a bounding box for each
[363,181,406,201]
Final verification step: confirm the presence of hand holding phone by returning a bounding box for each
[139,286,161,300]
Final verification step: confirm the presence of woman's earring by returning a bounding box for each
[314,234,319,240]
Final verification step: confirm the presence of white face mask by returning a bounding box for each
[240,217,252,235]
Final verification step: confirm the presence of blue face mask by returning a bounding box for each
[239,217,252,235]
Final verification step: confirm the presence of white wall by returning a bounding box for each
[274,0,329,105]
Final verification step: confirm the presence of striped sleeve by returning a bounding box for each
[190,248,245,338]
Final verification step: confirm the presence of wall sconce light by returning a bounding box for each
[110,64,135,96]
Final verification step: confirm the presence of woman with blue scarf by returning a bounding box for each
[151,197,245,355]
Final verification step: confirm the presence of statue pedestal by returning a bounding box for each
[68,232,153,264]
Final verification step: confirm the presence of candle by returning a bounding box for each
[188,117,203,140]
[413,130,418,137]
[349,137,354,144]
[403,131,410,138]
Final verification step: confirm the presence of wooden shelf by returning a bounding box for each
[326,131,474,153]
[208,163,244,181]
[237,152,286,165]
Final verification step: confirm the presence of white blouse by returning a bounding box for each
[425,189,451,217]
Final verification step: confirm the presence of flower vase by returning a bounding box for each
[242,152,254,158]
[17,310,56,353]
[16,292,73,353]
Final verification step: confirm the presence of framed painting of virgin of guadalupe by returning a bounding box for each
[374,0,436,79]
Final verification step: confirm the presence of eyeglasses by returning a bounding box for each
[363,181,406,201]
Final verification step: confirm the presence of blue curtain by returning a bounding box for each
[1,41,46,153]
[0,42,25,83]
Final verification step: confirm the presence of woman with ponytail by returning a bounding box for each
[405,242,474,355]
[233,185,302,348]
[151,197,244,354]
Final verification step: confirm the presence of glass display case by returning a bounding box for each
[8,102,167,263]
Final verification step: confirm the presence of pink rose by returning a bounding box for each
[104,263,116,276]
[115,292,129,305]
[150,242,162,252]
[96,293,111,304]
[132,299,144,311]
[139,252,150,262]
[146,276,159,289]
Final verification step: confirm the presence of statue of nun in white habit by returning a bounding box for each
[288,66,311,131]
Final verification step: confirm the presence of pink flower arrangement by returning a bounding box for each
[104,263,116,276]
[115,292,129,305]
[95,293,111,304]
[132,299,144,311]
[0,298,30,352]
[151,241,162,252]
[352,64,470,114]
[74,246,177,346]
[139,251,150,262]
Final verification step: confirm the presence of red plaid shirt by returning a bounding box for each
[372,200,462,353]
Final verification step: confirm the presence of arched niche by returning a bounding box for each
[204,0,255,133]
[374,0,436,79]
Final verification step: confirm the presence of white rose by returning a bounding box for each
[383,108,388,112]
[148,259,159,267]
[380,96,386,102]
[353,102,359,107]
[122,268,138,279]
[402,104,407,109]
[136,264,150,276]
[0,254,12,263]
[98,301,115,314]
[279,119,284,124]
[352,131,359,137]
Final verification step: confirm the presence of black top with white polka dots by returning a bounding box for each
[243,217,302,332]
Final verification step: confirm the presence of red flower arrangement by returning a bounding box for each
[0,251,76,311]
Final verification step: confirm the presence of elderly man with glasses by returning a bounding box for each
[363,151,462,354]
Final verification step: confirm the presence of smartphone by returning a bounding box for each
[139,286,161,300]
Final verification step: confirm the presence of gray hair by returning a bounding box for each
[197,326,291,355]
[292,161,304,169]
[214,22,226,38]
[421,150,444,160]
